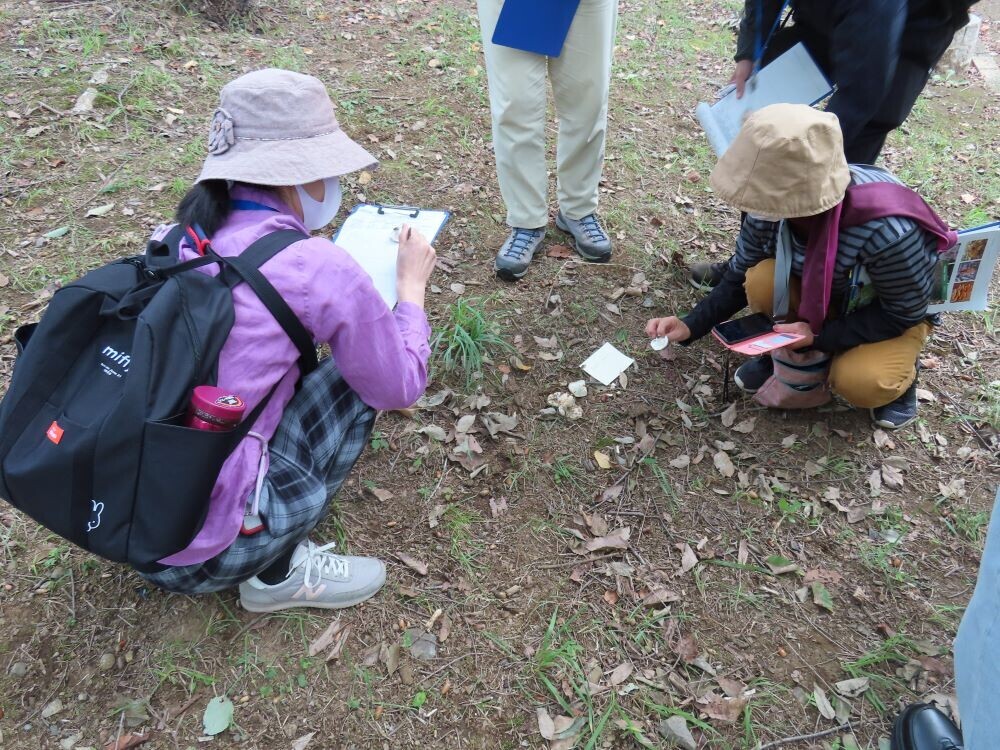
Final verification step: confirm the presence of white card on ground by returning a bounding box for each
[331,204,450,308]
[695,42,833,156]
[581,343,635,386]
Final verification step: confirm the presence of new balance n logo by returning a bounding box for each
[292,584,327,601]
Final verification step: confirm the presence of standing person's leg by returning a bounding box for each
[844,28,954,164]
[954,486,1000,749]
[478,0,551,280]
[548,0,617,262]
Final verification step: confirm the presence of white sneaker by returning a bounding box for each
[238,540,386,612]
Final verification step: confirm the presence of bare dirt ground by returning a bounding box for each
[0,1,998,749]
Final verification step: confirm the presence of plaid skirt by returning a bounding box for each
[141,359,374,594]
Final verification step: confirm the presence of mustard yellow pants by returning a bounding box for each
[744,259,931,409]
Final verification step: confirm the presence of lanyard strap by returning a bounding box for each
[753,0,793,74]
[231,199,279,212]
[772,220,793,322]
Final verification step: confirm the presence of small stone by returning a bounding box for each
[568,380,588,398]
[658,716,696,750]
[98,653,115,671]
[408,631,438,661]
[41,698,63,719]
[9,661,28,678]
[60,732,82,750]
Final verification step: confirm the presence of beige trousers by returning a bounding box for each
[477,0,618,229]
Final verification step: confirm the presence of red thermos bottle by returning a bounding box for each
[185,386,246,431]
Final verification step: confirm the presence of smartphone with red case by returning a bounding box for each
[711,313,806,354]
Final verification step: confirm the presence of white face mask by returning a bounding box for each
[295,177,342,231]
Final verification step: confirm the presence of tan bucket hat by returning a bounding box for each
[196,68,377,186]
[709,104,851,219]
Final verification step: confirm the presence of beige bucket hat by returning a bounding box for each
[709,104,851,219]
[196,68,377,186]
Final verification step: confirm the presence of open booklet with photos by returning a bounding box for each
[928,222,1000,313]
[846,221,1000,315]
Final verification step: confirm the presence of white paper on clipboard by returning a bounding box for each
[331,204,450,307]
[695,42,833,157]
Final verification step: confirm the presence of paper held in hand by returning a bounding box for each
[695,42,833,157]
[331,204,450,308]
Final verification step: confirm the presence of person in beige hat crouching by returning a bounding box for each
[140,69,438,611]
[645,103,957,429]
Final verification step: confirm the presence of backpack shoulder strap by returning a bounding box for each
[145,224,187,269]
[842,182,958,253]
[221,230,318,378]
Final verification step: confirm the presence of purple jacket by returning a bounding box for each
[156,185,430,565]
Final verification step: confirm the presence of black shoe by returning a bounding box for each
[688,261,727,292]
[733,356,773,394]
[871,379,918,430]
[891,703,963,750]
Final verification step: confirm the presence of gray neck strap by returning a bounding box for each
[772,220,793,322]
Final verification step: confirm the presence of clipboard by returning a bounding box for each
[491,0,581,57]
[695,43,833,157]
[331,203,450,308]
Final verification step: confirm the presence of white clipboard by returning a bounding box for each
[331,203,450,307]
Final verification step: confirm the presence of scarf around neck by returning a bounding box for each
[795,182,958,332]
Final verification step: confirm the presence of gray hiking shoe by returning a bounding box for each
[555,211,612,262]
[494,227,545,281]
[239,540,386,612]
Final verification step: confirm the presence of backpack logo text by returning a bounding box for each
[99,345,131,378]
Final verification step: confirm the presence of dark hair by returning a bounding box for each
[175,180,231,238]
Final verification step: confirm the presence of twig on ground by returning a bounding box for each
[757,722,851,749]
[227,613,268,643]
[535,552,620,570]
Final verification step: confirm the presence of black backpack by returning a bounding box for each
[0,225,317,570]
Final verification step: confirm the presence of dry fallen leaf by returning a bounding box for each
[417,425,447,441]
[609,662,634,686]
[489,496,509,518]
[308,618,347,657]
[673,634,699,662]
[703,697,747,723]
[813,686,836,720]
[643,588,680,607]
[676,544,698,576]
[537,707,556,740]
[291,732,317,750]
[713,451,735,478]
[545,244,574,259]
[717,677,746,698]
[669,454,691,469]
[583,527,631,553]
[104,733,150,750]
[396,553,429,576]
[86,202,115,218]
[720,403,737,428]
[881,463,904,490]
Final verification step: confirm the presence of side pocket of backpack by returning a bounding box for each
[128,416,244,567]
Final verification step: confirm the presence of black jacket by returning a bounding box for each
[735,1,972,151]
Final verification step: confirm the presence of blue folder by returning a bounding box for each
[491,0,582,57]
